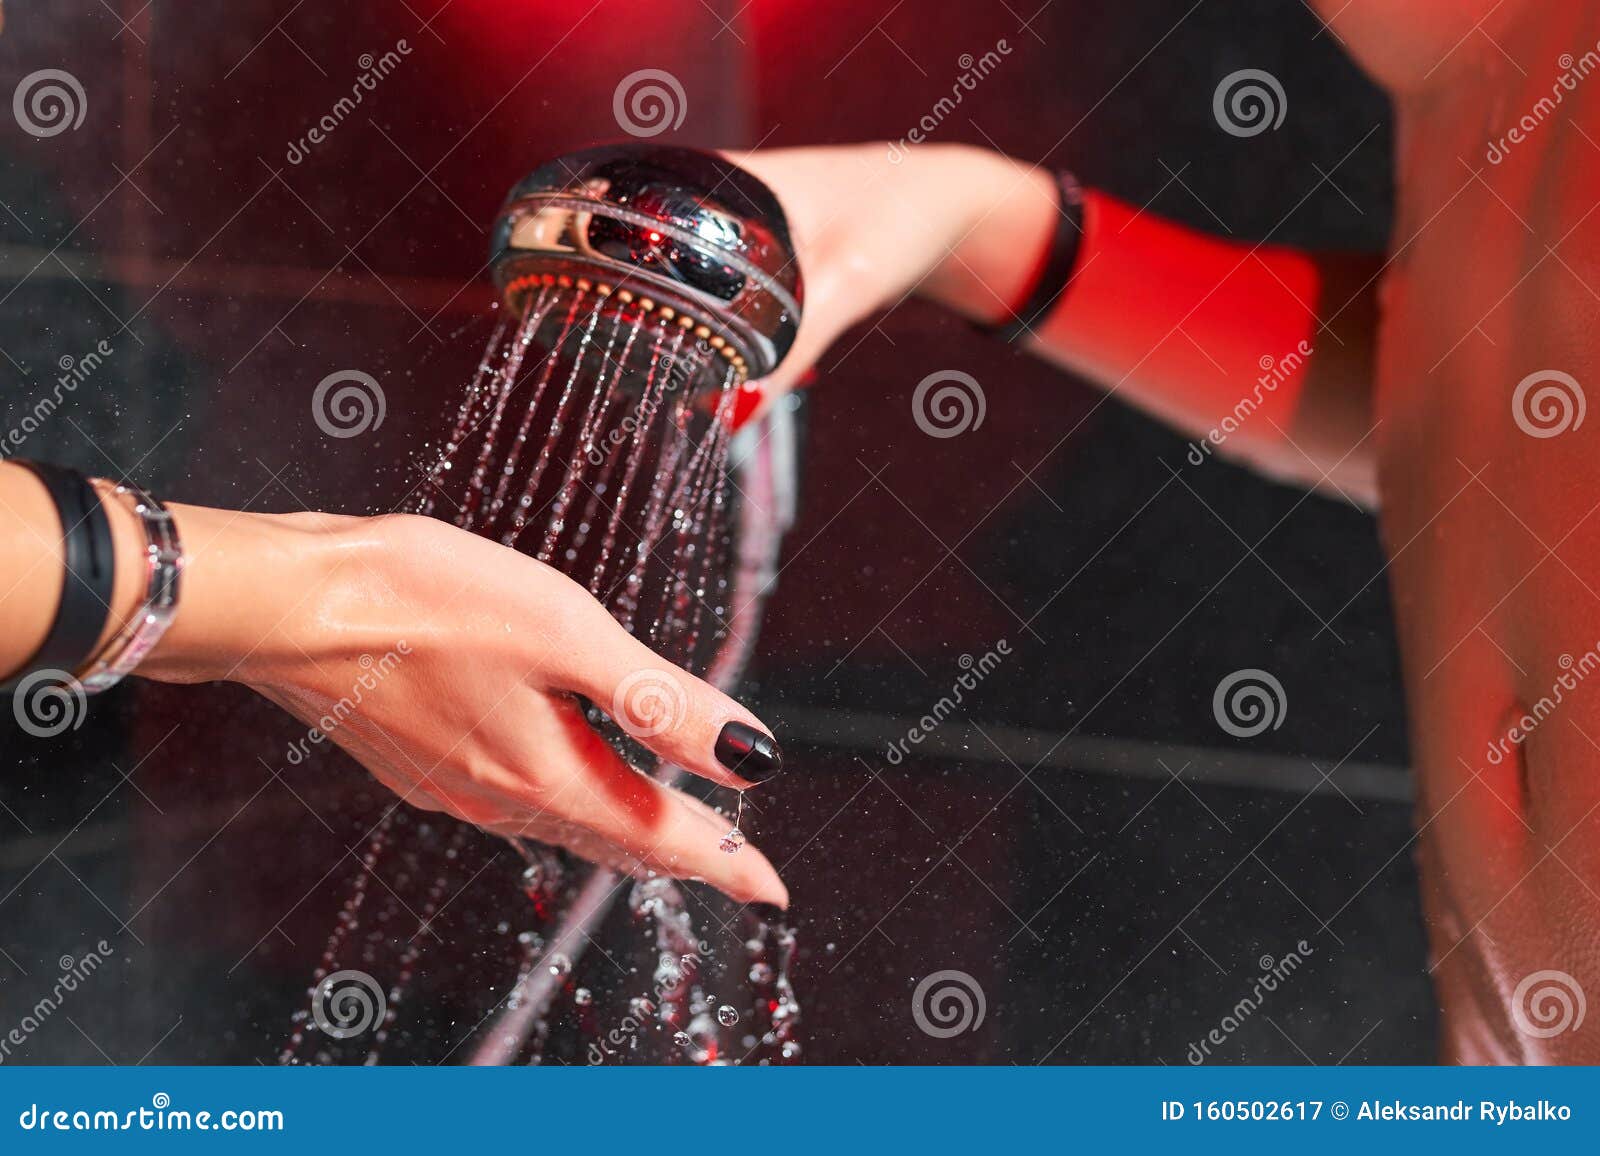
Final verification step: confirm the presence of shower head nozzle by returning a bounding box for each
[489,144,803,383]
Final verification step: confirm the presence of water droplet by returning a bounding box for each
[673,1031,692,1048]
[548,953,572,977]
[573,987,592,1006]
[719,828,745,854]
[717,1005,739,1027]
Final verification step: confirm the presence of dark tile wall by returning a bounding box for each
[0,0,1430,1064]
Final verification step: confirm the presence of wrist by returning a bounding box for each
[136,504,340,686]
[916,147,1061,324]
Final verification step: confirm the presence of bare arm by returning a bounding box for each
[931,178,1383,503]
[1308,0,1528,93]
[0,462,787,906]
[740,144,1384,504]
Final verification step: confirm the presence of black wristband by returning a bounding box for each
[984,171,1085,343]
[2,461,116,691]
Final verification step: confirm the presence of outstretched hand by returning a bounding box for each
[142,506,788,908]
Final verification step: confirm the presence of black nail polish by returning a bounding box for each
[747,901,789,927]
[715,722,782,782]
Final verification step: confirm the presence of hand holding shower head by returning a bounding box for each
[489,144,803,391]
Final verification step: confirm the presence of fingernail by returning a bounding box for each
[715,721,783,782]
[749,901,789,924]
[727,381,764,431]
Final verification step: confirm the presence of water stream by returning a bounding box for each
[281,288,798,1066]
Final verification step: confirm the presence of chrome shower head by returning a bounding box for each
[488,144,803,384]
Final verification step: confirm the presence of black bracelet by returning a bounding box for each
[983,170,1086,344]
[2,461,116,691]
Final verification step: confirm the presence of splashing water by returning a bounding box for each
[282,287,799,1066]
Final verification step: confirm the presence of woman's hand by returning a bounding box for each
[728,143,1059,404]
[139,504,788,908]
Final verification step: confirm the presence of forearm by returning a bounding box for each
[924,158,1384,505]
[0,461,788,902]
[0,460,324,685]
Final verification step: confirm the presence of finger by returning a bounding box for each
[484,711,788,908]
[546,597,784,790]
[733,367,818,432]
[743,302,836,405]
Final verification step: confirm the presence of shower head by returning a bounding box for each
[488,144,803,384]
